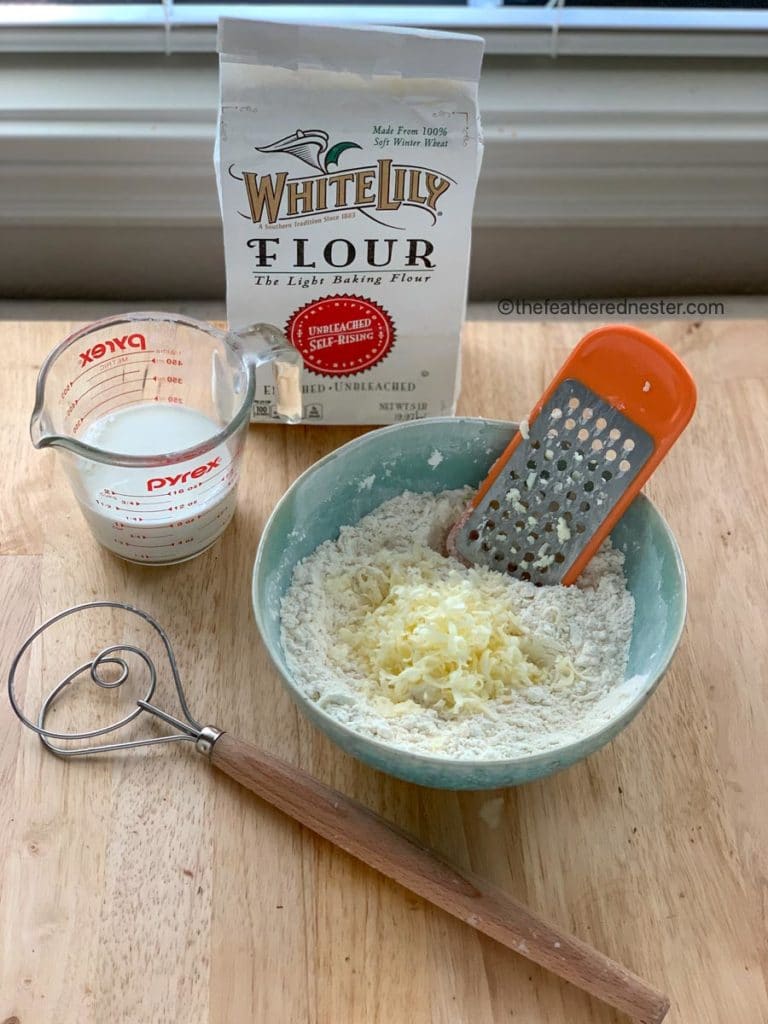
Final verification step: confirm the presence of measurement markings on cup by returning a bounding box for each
[100,460,236,502]
[72,391,147,434]
[65,354,159,395]
[110,506,233,550]
[72,370,150,407]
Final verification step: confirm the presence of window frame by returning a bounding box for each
[0,4,767,57]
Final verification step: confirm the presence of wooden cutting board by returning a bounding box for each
[1,315,766,1024]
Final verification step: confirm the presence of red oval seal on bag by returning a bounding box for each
[285,294,395,377]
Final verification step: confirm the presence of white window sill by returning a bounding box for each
[1,53,766,231]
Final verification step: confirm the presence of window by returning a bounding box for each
[1,2,765,300]
[1,2,767,56]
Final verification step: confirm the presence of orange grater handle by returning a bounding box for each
[469,325,697,585]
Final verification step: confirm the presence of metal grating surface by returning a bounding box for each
[453,379,655,585]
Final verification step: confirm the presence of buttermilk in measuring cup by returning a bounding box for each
[31,314,301,564]
[78,403,238,563]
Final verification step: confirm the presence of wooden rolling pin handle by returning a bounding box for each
[209,732,669,1024]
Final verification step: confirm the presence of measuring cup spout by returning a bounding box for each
[30,411,87,457]
[29,408,50,448]
[30,419,83,455]
[231,322,303,424]
[29,360,87,455]
[30,370,64,451]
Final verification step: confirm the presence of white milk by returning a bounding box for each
[74,404,239,563]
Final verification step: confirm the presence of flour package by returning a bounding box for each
[216,18,484,424]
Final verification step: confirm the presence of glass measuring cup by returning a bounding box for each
[31,312,302,565]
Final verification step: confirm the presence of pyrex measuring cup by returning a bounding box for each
[31,312,302,565]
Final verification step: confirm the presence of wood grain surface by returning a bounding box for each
[210,732,669,1024]
[1,315,766,1024]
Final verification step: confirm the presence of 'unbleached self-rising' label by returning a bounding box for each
[216,19,484,424]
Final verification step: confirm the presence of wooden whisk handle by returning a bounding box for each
[210,732,669,1024]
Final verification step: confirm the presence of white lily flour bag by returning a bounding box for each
[215,18,484,424]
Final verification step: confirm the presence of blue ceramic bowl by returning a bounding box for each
[252,418,686,790]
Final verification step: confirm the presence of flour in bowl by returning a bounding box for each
[280,489,634,759]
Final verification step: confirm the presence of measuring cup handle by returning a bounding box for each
[231,323,299,369]
[231,323,303,422]
[208,732,669,1024]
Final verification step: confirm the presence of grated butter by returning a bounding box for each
[330,548,572,715]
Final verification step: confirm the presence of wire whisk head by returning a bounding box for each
[7,601,206,757]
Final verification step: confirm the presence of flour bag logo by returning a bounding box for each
[258,128,361,173]
[238,127,453,228]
